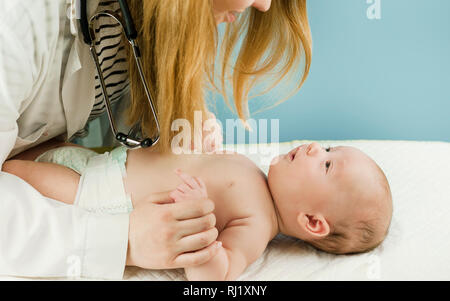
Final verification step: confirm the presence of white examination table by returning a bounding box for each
[1,140,449,280]
[125,140,450,281]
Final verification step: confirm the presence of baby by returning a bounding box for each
[2,140,393,280]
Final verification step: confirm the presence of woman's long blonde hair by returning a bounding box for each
[127,0,312,152]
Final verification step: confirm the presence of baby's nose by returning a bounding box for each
[306,142,321,156]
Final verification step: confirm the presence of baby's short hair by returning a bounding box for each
[308,163,393,255]
[309,219,382,255]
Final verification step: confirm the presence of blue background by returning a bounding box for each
[212,0,450,143]
[81,0,450,147]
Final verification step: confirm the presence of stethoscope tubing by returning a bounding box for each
[77,0,160,149]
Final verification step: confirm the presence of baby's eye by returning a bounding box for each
[325,147,331,152]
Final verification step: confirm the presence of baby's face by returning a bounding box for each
[268,143,389,239]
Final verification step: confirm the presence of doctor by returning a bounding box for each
[0,0,311,279]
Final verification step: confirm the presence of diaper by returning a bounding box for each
[36,146,133,214]
[35,146,98,175]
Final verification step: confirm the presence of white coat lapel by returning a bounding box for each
[61,0,100,140]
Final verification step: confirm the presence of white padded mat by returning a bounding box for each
[2,140,449,280]
[124,140,450,281]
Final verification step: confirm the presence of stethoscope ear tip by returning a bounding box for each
[116,132,128,143]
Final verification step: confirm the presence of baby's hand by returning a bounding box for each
[169,169,208,202]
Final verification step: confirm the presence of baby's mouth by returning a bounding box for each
[288,147,300,162]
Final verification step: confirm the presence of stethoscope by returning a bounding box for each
[77,0,160,149]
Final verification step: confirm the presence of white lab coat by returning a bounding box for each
[0,0,128,279]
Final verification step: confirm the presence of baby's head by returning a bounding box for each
[268,142,393,255]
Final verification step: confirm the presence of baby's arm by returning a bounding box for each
[185,218,267,281]
[170,170,269,281]
[2,160,80,205]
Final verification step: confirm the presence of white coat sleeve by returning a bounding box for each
[0,1,129,279]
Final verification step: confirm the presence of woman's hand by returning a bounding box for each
[192,111,223,153]
[204,112,223,153]
[126,189,220,270]
[127,169,220,271]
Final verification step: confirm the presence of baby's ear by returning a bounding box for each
[296,212,330,239]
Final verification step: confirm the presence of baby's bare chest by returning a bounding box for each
[124,153,257,231]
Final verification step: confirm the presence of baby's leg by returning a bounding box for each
[2,160,80,205]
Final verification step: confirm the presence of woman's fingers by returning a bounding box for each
[176,227,219,254]
[145,190,175,204]
[176,213,216,238]
[169,199,214,220]
[173,241,222,268]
